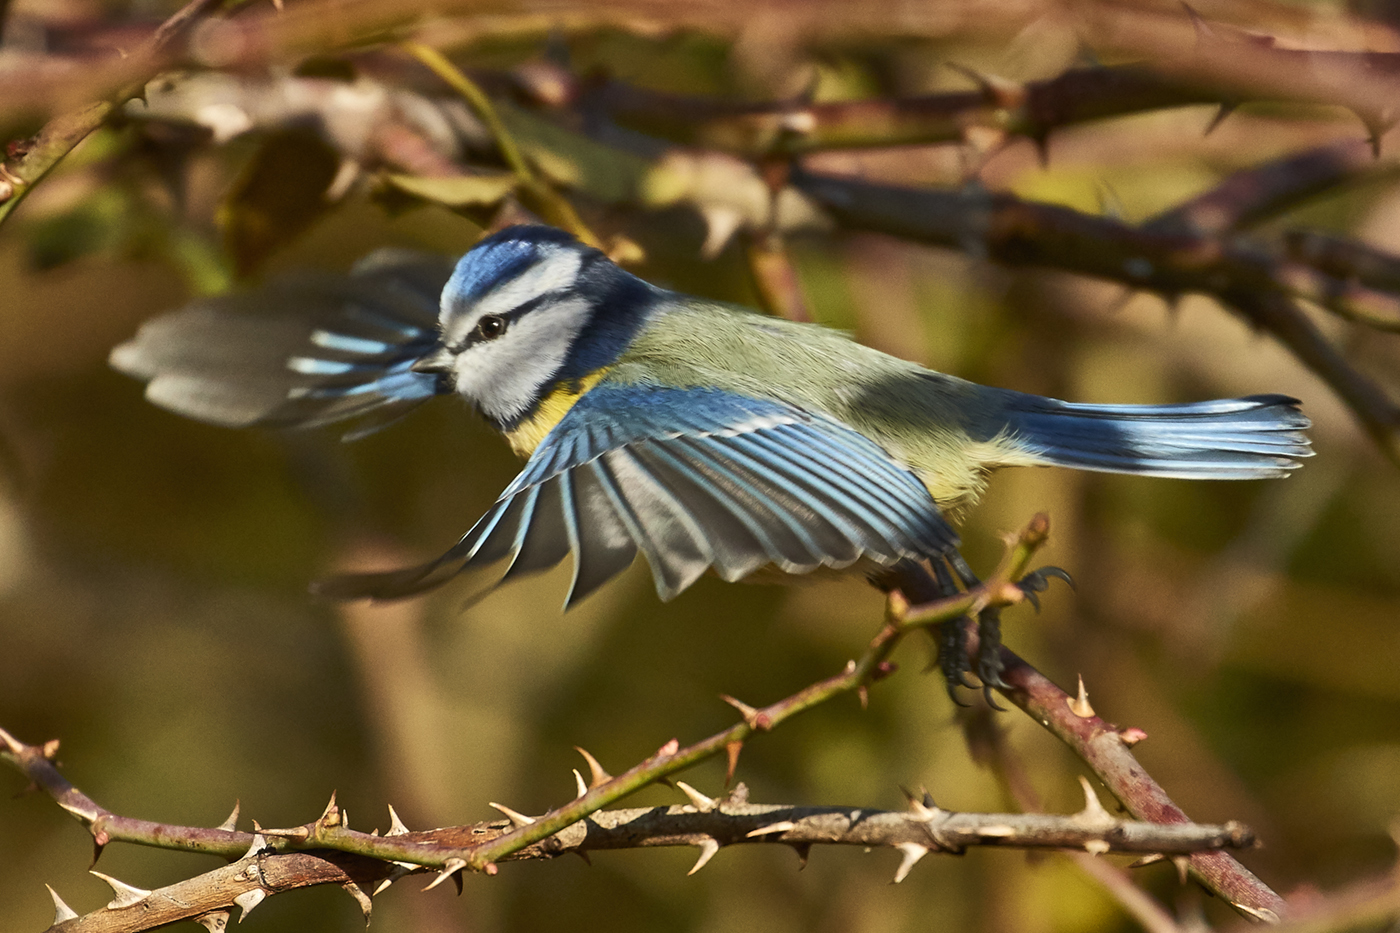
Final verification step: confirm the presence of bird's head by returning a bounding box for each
[413,225,657,430]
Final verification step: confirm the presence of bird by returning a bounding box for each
[111,224,1312,691]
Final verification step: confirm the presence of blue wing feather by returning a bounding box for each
[319,383,957,605]
[110,250,453,438]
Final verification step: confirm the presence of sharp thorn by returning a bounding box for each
[371,864,416,896]
[687,838,721,876]
[195,909,231,932]
[676,781,717,812]
[1068,675,1095,718]
[386,804,411,837]
[792,842,811,869]
[90,871,150,909]
[489,802,537,827]
[1076,776,1114,827]
[47,885,79,923]
[341,880,373,925]
[908,793,946,822]
[233,888,266,921]
[218,801,241,832]
[893,843,930,883]
[745,821,796,837]
[720,694,768,729]
[574,746,613,788]
[724,740,743,785]
[319,791,342,827]
[573,768,589,799]
[573,848,592,866]
[241,833,268,860]
[1173,856,1191,885]
[1128,853,1167,868]
[423,858,468,891]
[1232,904,1281,923]
[1204,102,1237,136]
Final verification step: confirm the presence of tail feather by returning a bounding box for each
[1001,392,1312,480]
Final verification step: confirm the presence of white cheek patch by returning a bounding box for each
[451,296,591,423]
[441,247,585,345]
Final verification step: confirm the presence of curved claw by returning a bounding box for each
[982,684,1006,712]
[946,681,973,707]
[1020,565,1074,591]
[1014,566,1074,612]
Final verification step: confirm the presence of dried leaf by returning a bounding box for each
[383,172,518,208]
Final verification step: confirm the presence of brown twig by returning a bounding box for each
[2,722,1255,932]
[967,636,1289,921]
[2,516,1282,927]
[0,0,228,226]
[575,65,1224,157]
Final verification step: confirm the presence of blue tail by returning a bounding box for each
[1000,392,1312,479]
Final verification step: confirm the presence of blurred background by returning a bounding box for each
[1,0,1398,931]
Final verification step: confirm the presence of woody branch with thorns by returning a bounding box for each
[5,516,1279,933]
[4,1,1399,931]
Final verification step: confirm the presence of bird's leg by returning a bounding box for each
[939,553,1006,708]
[942,552,1072,709]
[871,561,975,701]
[873,553,1070,707]
[928,558,977,700]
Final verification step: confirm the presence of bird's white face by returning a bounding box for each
[434,243,593,426]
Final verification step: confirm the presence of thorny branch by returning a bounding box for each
[2,4,1394,928]
[4,517,1285,930]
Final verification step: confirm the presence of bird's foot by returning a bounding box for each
[938,617,976,705]
[1013,565,1073,611]
[934,560,1072,708]
[975,607,1007,710]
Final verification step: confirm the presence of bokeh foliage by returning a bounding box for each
[2,1,1399,931]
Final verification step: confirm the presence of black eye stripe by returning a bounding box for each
[454,293,563,350]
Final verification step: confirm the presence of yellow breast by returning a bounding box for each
[503,370,609,457]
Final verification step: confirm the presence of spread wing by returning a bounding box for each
[317,383,958,607]
[110,250,453,439]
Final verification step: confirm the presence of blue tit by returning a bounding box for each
[112,224,1311,641]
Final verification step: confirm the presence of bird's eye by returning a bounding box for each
[476,314,508,340]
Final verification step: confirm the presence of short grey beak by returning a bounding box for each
[410,348,453,374]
